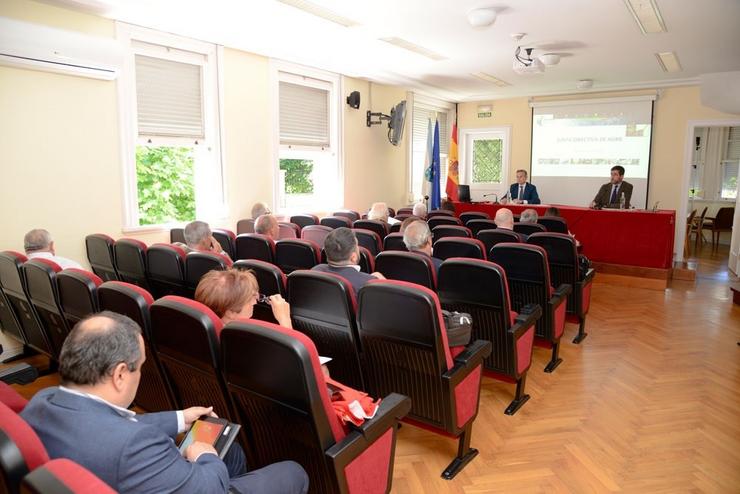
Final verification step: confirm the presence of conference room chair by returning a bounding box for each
[0,268,26,350]
[275,239,321,274]
[375,251,437,290]
[393,213,411,222]
[513,222,546,236]
[287,270,364,389]
[301,225,333,249]
[432,225,473,244]
[145,243,188,298]
[489,244,571,372]
[184,251,233,297]
[233,259,286,324]
[685,209,699,256]
[169,227,186,243]
[220,320,411,494]
[353,229,383,256]
[236,218,255,235]
[427,216,463,230]
[0,252,52,358]
[538,216,569,234]
[427,210,455,218]
[459,212,490,225]
[353,219,389,239]
[278,222,301,239]
[290,214,320,229]
[150,296,235,420]
[235,234,276,263]
[56,269,102,329]
[320,216,352,229]
[84,234,119,282]
[98,281,175,412]
[691,206,709,247]
[113,238,149,289]
[0,381,28,413]
[332,210,360,222]
[432,238,487,261]
[704,207,734,252]
[22,259,69,358]
[357,280,491,479]
[383,233,408,252]
[527,233,595,344]
[477,229,521,255]
[388,207,396,217]
[396,207,414,216]
[0,401,49,494]
[20,458,116,494]
[358,246,375,274]
[389,222,402,233]
[466,219,498,237]
[437,259,542,415]
[212,228,237,260]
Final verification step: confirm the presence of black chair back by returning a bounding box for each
[212,229,236,260]
[114,238,149,289]
[383,233,407,251]
[185,252,232,296]
[354,229,383,256]
[57,269,101,329]
[538,217,568,234]
[353,220,389,239]
[375,251,436,289]
[170,228,186,244]
[235,234,275,263]
[459,212,490,225]
[332,210,360,222]
[301,225,333,249]
[275,239,320,274]
[466,219,498,237]
[432,225,472,243]
[477,229,520,255]
[428,216,462,230]
[22,259,69,357]
[145,244,188,298]
[320,216,352,229]
[236,219,255,235]
[433,238,486,261]
[513,223,546,236]
[84,234,118,281]
[233,260,286,324]
[527,233,579,312]
[290,214,319,229]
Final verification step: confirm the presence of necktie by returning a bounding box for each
[610,184,619,204]
[519,185,524,200]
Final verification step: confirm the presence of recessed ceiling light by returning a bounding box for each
[379,37,446,61]
[276,0,361,28]
[655,51,682,72]
[576,79,594,90]
[624,0,667,34]
[467,8,497,28]
[471,72,510,87]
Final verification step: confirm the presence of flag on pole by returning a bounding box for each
[422,118,434,205]
[430,119,441,210]
[446,122,459,201]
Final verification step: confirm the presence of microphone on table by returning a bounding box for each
[424,195,429,208]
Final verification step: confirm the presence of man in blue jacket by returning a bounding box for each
[508,169,541,204]
[21,311,308,494]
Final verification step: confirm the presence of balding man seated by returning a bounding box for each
[368,202,399,225]
[24,229,82,269]
[495,208,527,241]
[254,214,280,241]
[175,221,231,260]
[403,220,443,272]
[21,312,308,494]
[251,202,270,220]
[312,228,384,295]
[411,202,427,219]
[519,208,538,223]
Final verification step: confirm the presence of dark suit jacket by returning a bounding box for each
[21,387,229,494]
[311,264,375,296]
[509,182,541,204]
[593,181,633,208]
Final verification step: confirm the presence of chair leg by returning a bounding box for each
[572,316,588,344]
[504,374,530,415]
[441,422,478,480]
[544,341,563,373]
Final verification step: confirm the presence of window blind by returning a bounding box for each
[279,81,330,147]
[135,55,204,138]
[727,126,740,160]
[412,105,449,155]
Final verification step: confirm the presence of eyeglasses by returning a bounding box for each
[256,293,270,303]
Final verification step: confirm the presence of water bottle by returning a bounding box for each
[619,195,625,210]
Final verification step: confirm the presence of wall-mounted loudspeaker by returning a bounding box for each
[346,91,360,109]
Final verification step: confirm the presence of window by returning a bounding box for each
[460,127,510,200]
[471,138,503,183]
[722,127,740,199]
[117,25,225,229]
[409,96,454,202]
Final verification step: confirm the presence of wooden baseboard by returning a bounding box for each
[593,272,668,290]
[591,262,670,279]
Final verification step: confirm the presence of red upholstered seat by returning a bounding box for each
[332,210,360,222]
[150,296,234,420]
[432,238,487,261]
[428,216,463,230]
[375,251,437,290]
[21,458,116,494]
[278,222,301,239]
[301,225,333,249]
[233,259,286,324]
[275,239,320,274]
[0,252,51,357]
[438,259,542,415]
[235,234,275,263]
[98,281,174,412]
[236,219,255,235]
[353,229,383,256]
[0,401,49,493]
[459,211,490,225]
[382,233,407,252]
[431,225,472,243]
[356,280,491,479]
[321,216,352,229]
[490,243,571,372]
[22,259,69,358]
[145,243,188,298]
[0,382,28,413]
[113,238,149,290]
[352,220,389,240]
[84,234,119,282]
[169,227,186,244]
[466,219,498,237]
[220,319,411,493]
[57,269,102,329]
[289,214,319,229]
[212,229,237,260]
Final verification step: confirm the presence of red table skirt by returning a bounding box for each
[452,202,676,270]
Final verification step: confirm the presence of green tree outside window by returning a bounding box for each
[136,146,196,225]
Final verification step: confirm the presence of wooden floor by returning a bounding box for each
[6,243,740,493]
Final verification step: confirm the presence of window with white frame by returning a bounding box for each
[117,24,225,228]
[721,126,740,199]
[276,67,341,212]
[410,97,453,202]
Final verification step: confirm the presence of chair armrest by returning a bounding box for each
[548,283,571,310]
[509,304,542,339]
[442,339,492,388]
[0,363,38,385]
[582,268,596,285]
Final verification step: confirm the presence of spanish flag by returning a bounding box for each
[445,122,459,200]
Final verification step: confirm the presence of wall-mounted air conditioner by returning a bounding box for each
[0,16,123,80]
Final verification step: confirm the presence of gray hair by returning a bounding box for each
[403,220,432,251]
[24,229,53,253]
[367,202,389,222]
[412,203,427,218]
[255,214,278,236]
[59,312,142,386]
[324,227,358,264]
[520,208,539,223]
[184,221,211,248]
[251,202,270,219]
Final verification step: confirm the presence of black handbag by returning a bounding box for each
[441,310,472,347]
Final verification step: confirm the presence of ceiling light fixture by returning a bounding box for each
[467,8,497,28]
[471,72,510,87]
[539,53,561,66]
[379,37,446,61]
[624,0,666,34]
[276,0,361,28]
[511,33,559,75]
[576,79,594,90]
[655,51,682,72]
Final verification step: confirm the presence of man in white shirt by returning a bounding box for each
[24,229,83,269]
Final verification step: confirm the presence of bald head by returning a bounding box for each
[494,208,514,230]
[403,220,432,252]
[255,214,279,239]
[24,229,53,254]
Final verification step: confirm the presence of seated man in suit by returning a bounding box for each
[403,220,443,271]
[254,214,280,241]
[21,312,308,494]
[175,220,231,260]
[507,169,540,204]
[591,165,633,209]
[312,227,385,295]
[495,208,528,241]
[23,228,82,269]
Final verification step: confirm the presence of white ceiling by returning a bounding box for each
[46,0,740,101]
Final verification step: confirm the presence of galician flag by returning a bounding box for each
[446,122,459,201]
[422,118,434,206]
